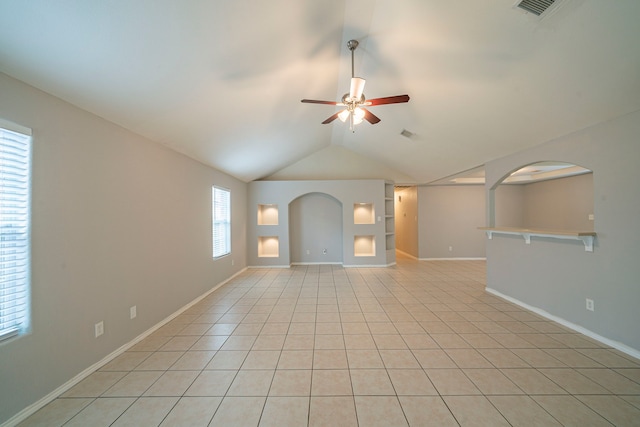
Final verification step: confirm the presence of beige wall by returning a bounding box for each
[0,73,247,424]
[418,185,486,259]
[485,109,640,355]
[523,173,594,231]
[494,184,525,228]
[394,187,419,257]
[495,173,594,231]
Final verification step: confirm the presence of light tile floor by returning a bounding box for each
[19,257,640,426]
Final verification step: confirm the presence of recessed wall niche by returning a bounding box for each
[354,235,375,257]
[258,236,279,257]
[257,204,278,225]
[354,203,374,224]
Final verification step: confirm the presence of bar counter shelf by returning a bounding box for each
[478,226,596,252]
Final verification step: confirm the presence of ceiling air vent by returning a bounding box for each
[516,0,556,16]
[400,129,415,139]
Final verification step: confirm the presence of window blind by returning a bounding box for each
[212,186,231,258]
[0,123,31,342]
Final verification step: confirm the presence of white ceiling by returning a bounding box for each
[1,0,639,184]
[431,161,590,185]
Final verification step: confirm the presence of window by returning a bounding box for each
[212,186,231,258]
[1,121,31,342]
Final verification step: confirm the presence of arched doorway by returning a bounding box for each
[289,192,343,264]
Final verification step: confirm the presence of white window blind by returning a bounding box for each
[212,186,231,258]
[0,123,31,342]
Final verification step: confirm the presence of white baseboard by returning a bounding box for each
[2,268,247,427]
[248,265,291,269]
[249,263,396,269]
[343,263,396,268]
[486,287,640,361]
[419,257,487,261]
[290,262,342,266]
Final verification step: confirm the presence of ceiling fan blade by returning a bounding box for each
[362,108,381,124]
[301,99,340,105]
[322,112,341,124]
[366,94,410,106]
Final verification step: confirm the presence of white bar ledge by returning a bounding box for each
[478,227,596,252]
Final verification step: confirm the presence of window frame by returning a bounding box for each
[0,119,32,343]
[212,185,231,258]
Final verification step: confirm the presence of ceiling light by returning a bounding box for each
[301,40,410,132]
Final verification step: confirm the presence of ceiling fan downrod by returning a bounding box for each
[347,39,359,78]
[343,39,365,131]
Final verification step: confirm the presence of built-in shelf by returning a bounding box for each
[258,236,279,257]
[354,235,376,257]
[385,217,394,233]
[354,203,375,224]
[479,227,596,252]
[257,204,278,225]
[384,182,396,264]
[385,234,395,250]
[385,183,394,199]
[384,199,394,216]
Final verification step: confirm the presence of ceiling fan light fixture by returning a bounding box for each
[349,77,366,101]
[353,107,365,121]
[301,39,410,131]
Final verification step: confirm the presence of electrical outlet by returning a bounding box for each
[306,249,310,255]
[130,305,137,319]
[448,246,453,252]
[588,214,595,221]
[95,321,104,338]
[231,259,235,266]
[323,248,327,254]
[586,298,595,312]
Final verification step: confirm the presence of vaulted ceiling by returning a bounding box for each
[1,0,639,184]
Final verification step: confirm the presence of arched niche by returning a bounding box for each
[490,161,594,231]
[288,192,343,264]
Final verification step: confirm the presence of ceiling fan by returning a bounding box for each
[301,39,410,132]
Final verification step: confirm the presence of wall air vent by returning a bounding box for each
[516,0,556,16]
